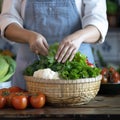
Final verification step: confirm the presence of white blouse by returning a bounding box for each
[0,0,108,42]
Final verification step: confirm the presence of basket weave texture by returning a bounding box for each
[24,75,102,106]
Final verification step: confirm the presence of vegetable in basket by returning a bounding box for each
[24,43,101,80]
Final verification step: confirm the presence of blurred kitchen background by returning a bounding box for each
[0,0,120,68]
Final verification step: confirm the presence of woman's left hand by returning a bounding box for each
[55,34,82,63]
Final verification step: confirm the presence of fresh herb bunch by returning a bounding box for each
[24,43,101,79]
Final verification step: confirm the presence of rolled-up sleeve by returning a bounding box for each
[82,0,108,43]
[0,0,23,38]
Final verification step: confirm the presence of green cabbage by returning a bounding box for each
[0,55,9,79]
[0,55,16,82]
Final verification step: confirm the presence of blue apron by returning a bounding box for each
[12,0,94,90]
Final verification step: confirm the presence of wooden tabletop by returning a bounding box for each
[0,95,120,120]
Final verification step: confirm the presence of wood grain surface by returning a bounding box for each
[0,95,120,120]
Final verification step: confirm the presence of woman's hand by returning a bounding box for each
[28,32,49,56]
[55,34,82,63]
[55,25,101,63]
[4,23,49,56]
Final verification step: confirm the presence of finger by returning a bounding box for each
[43,38,49,50]
[62,47,75,63]
[35,50,39,54]
[55,43,65,60]
[43,40,49,55]
[37,40,48,56]
[29,35,48,56]
[30,46,38,53]
[29,44,35,52]
[57,45,70,63]
[69,49,77,62]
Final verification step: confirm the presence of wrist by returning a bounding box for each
[71,30,85,43]
[24,30,37,44]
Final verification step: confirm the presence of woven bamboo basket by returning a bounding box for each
[24,75,102,106]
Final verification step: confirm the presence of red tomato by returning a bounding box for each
[114,78,119,83]
[100,68,109,83]
[101,76,108,84]
[21,92,31,107]
[6,92,16,107]
[0,95,6,109]
[113,71,119,79]
[30,93,46,108]
[12,94,28,110]
[101,68,108,76]
[0,88,10,95]
[109,67,116,74]
[112,71,120,83]
[9,86,24,93]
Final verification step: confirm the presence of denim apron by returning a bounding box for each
[12,0,94,90]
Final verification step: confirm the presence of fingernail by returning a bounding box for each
[58,59,61,63]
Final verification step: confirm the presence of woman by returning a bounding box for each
[0,0,108,90]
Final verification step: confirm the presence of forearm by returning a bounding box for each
[73,25,101,43]
[4,23,49,56]
[4,23,33,43]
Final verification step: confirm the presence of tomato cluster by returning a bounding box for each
[0,86,46,109]
[101,67,120,84]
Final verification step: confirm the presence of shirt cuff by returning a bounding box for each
[0,18,23,44]
[82,19,108,44]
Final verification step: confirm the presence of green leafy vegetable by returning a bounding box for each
[0,55,9,79]
[0,55,16,82]
[0,56,16,82]
[24,43,101,79]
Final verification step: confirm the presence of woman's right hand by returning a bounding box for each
[28,31,49,56]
